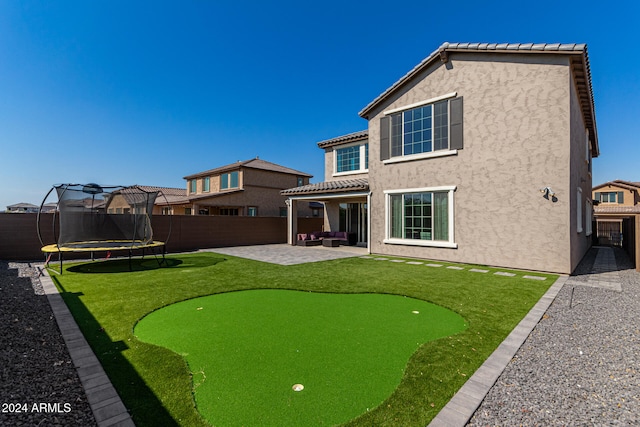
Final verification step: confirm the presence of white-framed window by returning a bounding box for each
[334,143,368,176]
[585,128,592,173]
[384,186,457,248]
[203,177,210,192]
[380,92,463,165]
[585,199,592,236]
[390,101,448,156]
[221,171,239,190]
[577,187,583,233]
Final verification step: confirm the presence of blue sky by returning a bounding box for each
[1,0,639,209]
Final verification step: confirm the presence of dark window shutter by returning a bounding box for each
[618,191,624,204]
[449,97,463,150]
[380,116,390,161]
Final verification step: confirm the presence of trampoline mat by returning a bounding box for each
[41,241,165,253]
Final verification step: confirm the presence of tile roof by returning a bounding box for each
[7,202,39,209]
[317,130,368,149]
[281,178,369,196]
[594,205,640,214]
[358,42,598,156]
[593,180,640,192]
[183,157,312,180]
[137,185,189,204]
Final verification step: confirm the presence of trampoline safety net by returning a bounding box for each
[53,184,158,249]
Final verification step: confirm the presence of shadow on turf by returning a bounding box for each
[52,276,183,427]
[67,255,226,274]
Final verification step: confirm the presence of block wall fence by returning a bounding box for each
[0,213,323,261]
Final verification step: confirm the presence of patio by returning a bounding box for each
[202,243,367,265]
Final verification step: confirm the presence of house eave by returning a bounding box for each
[317,130,368,149]
[187,189,245,202]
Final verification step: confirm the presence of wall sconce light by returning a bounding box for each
[539,186,557,201]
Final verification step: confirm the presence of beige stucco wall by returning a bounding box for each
[366,53,578,273]
[569,71,594,270]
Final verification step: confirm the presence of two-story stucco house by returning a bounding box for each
[283,42,599,274]
[183,157,315,217]
[592,180,640,245]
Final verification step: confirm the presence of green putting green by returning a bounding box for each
[134,289,467,426]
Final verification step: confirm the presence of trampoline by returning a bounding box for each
[38,183,170,273]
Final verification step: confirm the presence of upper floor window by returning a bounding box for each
[365,143,369,169]
[221,171,239,190]
[585,128,593,174]
[380,93,463,163]
[596,191,624,204]
[189,179,196,194]
[337,145,360,172]
[391,101,448,156]
[334,143,368,175]
[297,177,304,187]
[203,177,210,192]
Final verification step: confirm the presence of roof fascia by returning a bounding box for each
[317,133,369,149]
[285,191,370,201]
[187,188,245,202]
[183,163,245,180]
[593,182,639,192]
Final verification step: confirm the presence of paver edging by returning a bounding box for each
[427,274,568,427]
[39,266,136,427]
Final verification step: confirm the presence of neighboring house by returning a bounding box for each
[592,180,640,245]
[138,186,191,215]
[5,202,39,213]
[40,202,58,213]
[183,157,315,217]
[283,42,599,274]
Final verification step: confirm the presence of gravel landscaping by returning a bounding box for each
[468,247,640,426]
[0,261,96,426]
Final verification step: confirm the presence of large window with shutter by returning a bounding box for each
[380,94,463,162]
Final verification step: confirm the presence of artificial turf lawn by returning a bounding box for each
[50,252,557,426]
[134,290,467,426]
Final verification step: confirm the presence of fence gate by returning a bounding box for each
[597,220,623,246]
